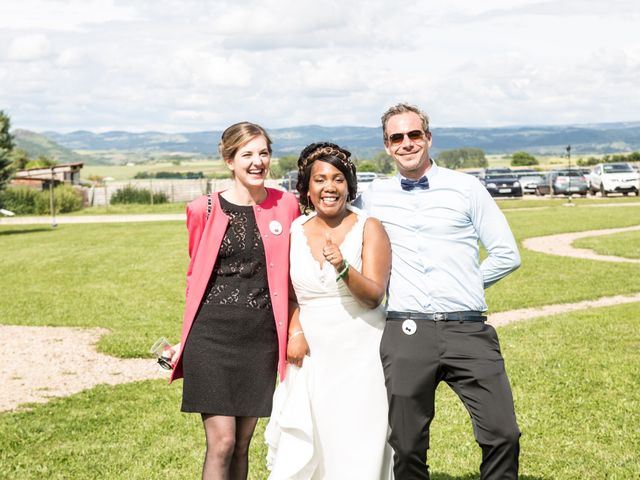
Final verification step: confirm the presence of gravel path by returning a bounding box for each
[523,225,640,264]
[487,293,640,327]
[3,224,640,412]
[1,326,166,412]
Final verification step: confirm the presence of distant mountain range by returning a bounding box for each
[12,129,91,164]
[13,121,640,165]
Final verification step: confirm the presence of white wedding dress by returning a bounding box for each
[266,206,393,480]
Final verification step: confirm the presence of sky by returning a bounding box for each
[1,0,639,132]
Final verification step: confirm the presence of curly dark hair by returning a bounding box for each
[296,142,357,211]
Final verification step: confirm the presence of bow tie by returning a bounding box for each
[400,176,429,191]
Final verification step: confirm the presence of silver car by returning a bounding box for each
[518,174,544,195]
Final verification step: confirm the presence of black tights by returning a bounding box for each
[200,414,259,480]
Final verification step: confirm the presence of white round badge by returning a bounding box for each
[402,319,417,336]
[269,220,283,235]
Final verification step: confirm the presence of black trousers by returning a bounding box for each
[380,318,520,480]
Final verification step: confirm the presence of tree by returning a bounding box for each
[356,160,377,172]
[372,151,395,174]
[9,148,30,170]
[278,155,298,172]
[511,151,539,166]
[437,148,488,169]
[0,110,15,199]
[25,155,57,169]
[271,154,298,178]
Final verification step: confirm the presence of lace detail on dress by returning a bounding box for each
[202,196,272,310]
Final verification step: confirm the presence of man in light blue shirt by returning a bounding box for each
[354,103,521,479]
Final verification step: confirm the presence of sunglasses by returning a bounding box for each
[387,130,427,146]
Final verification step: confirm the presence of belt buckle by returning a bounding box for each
[433,312,446,321]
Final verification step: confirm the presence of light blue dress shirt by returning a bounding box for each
[354,161,520,313]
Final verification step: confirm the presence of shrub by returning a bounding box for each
[43,184,83,213]
[0,184,83,214]
[577,151,640,166]
[0,186,40,214]
[208,172,232,179]
[133,171,204,179]
[110,185,168,204]
[437,148,488,169]
[511,151,539,166]
[356,160,377,172]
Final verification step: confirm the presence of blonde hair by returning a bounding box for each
[380,103,430,143]
[218,122,272,160]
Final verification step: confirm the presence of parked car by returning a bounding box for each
[480,173,523,197]
[482,167,513,178]
[356,172,377,194]
[518,174,544,194]
[536,170,589,196]
[280,170,299,195]
[463,169,483,178]
[588,162,640,196]
[512,168,538,178]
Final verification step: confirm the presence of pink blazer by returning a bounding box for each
[170,188,300,383]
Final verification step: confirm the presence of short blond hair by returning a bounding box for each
[381,103,430,143]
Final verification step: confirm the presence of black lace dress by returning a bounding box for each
[181,196,278,416]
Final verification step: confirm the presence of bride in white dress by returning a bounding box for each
[266,143,393,480]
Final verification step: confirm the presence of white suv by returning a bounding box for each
[589,163,640,196]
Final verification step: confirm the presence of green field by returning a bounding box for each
[1,203,639,479]
[486,153,605,170]
[82,159,228,181]
[573,230,640,259]
[81,156,296,181]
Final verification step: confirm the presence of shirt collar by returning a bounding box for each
[396,158,439,185]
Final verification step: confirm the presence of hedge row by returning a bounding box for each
[0,185,83,215]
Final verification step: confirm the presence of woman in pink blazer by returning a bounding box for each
[168,122,299,479]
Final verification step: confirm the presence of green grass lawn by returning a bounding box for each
[0,222,186,357]
[2,205,639,357]
[1,303,637,479]
[2,202,640,478]
[69,202,187,215]
[573,230,640,259]
[497,195,640,210]
[427,302,640,479]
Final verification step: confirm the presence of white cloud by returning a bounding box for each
[56,48,89,68]
[7,34,51,61]
[0,0,139,31]
[0,0,638,132]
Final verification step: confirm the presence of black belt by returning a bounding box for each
[387,311,487,322]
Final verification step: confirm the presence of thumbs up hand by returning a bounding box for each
[323,233,345,270]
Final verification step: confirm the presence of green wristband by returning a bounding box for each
[335,260,350,282]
